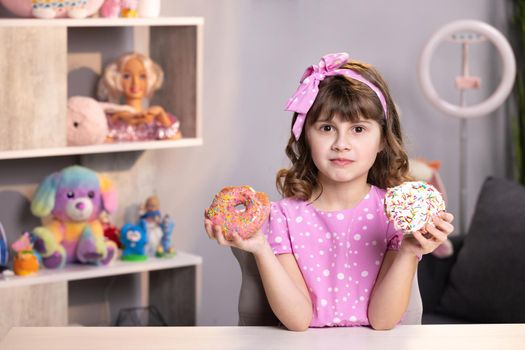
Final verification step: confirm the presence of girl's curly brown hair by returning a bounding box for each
[277,60,411,201]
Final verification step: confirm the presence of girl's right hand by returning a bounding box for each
[204,213,269,255]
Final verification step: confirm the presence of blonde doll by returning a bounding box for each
[98,52,181,142]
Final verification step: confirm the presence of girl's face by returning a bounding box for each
[120,57,148,100]
[306,114,383,187]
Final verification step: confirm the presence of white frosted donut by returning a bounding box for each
[385,181,446,233]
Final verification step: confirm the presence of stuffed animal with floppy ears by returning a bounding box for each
[30,165,118,268]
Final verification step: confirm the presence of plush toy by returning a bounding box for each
[30,165,118,268]
[408,158,454,258]
[97,52,181,142]
[67,96,109,147]
[120,219,148,261]
[100,0,121,17]
[0,0,104,18]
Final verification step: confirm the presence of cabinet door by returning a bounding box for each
[0,27,67,151]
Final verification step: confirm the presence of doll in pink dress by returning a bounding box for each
[97,52,181,142]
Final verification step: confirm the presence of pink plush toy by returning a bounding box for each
[100,0,120,18]
[0,0,104,18]
[408,158,454,258]
[67,96,109,146]
[30,165,118,268]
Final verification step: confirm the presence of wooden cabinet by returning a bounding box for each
[0,17,204,337]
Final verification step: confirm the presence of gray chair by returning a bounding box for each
[232,247,422,326]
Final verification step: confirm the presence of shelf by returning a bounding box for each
[0,16,203,159]
[0,251,202,289]
[0,138,203,160]
[0,16,204,27]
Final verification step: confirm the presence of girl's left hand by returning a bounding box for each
[399,212,454,258]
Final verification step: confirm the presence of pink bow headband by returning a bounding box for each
[284,52,388,140]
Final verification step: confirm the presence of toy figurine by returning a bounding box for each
[100,210,122,249]
[11,232,40,276]
[120,219,148,261]
[156,214,175,258]
[140,196,163,256]
[120,0,138,17]
[30,165,118,268]
[97,52,182,142]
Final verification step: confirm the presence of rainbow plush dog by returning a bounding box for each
[31,165,118,268]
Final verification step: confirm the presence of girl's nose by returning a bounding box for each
[332,134,351,151]
[76,202,85,211]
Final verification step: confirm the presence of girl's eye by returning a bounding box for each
[140,74,147,80]
[88,191,95,199]
[320,124,333,132]
[66,192,75,199]
[354,126,365,133]
[122,73,131,80]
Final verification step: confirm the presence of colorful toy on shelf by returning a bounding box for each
[100,210,122,249]
[0,222,9,274]
[30,165,118,269]
[97,52,182,142]
[120,219,148,261]
[11,232,40,276]
[0,0,103,18]
[156,215,175,258]
[139,196,175,257]
[67,96,109,147]
[120,0,138,17]
[99,0,120,17]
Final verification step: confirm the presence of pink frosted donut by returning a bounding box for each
[385,181,446,233]
[206,186,270,240]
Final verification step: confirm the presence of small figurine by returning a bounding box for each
[97,52,182,142]
[140,196,163,256]
[120,219,148,261]
[156,215,175,258]
[11,232,40,276]
[100,210,122,249]
[120,0,138,17]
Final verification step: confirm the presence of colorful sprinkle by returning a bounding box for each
[206,186,270,240]
[385,181,446,233]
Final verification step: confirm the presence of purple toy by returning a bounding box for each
[31,165,118,268]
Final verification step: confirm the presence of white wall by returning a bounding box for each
[158,0,511,325]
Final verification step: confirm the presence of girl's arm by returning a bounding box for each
[204,218,313,331]
[367,249,418,330]
[254,245,313,331]
[368,212,454,330]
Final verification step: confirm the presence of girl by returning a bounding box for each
[205,53,454,331]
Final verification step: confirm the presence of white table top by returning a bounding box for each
[1,325,524,350]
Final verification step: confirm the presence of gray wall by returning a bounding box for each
[159,0,511,326]
[0,0,511,326]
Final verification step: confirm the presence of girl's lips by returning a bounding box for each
[330,159,354,166]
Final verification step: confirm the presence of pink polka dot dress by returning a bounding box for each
[262,185,402,327]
